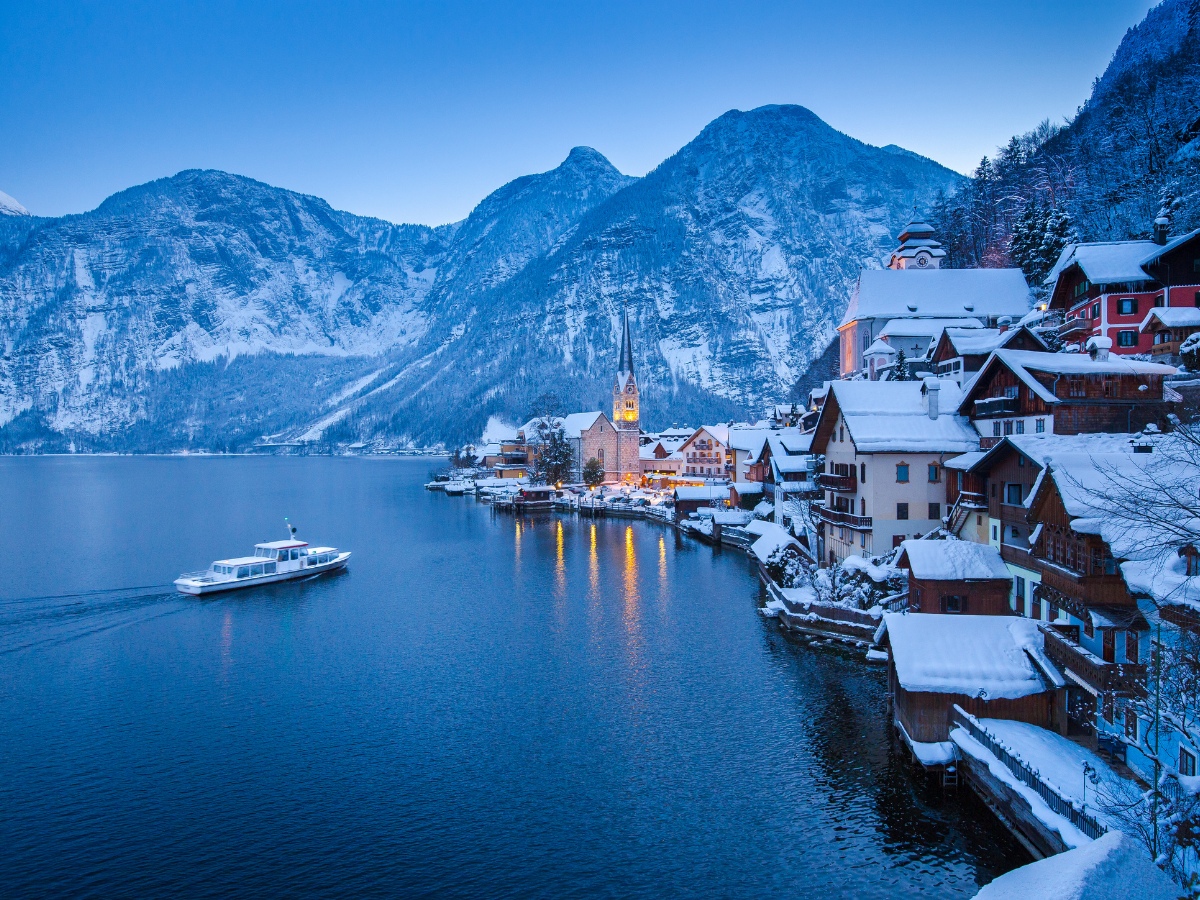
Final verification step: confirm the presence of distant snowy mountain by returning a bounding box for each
[0,190,29,216]
[0,105,960,451]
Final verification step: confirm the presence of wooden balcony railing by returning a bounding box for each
[814,505,872,530]
[1035,559,1134,608]
[816,471,856,492]
[974,396,1020,417]
[1039,624,1146,695]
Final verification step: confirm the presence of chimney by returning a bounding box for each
[1153,216,1170,246]
[1086,336,1112,362]
[997,316,1012,334]
[924,377,940,419]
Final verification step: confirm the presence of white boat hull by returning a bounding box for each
[175,552,351,596]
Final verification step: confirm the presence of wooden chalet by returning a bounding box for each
[897,539,1012,615]
[880,613,1065,759]
[957,348,1177,450]
[1044,227,1200,354]
[929,324,1048,384]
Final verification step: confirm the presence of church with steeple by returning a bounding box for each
[611,309,641,482]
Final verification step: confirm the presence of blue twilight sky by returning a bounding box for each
[0,0,1157,226]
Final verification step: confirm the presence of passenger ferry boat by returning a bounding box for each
[174,522,351,595]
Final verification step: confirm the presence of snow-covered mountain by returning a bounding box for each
[0,105,961,451]
[0,190,29,217]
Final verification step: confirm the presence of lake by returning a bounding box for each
[0,456,1027,897]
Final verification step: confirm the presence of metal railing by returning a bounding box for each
[951,705,1108,841]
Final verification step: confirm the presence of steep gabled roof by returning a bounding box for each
[959,349,1177,411]
[561,411,606,438]
[1140,307,1200,331]
[841,268,1031,327]
[1044,240,1159,286]
[812,380,978,454]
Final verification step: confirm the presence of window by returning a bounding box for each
[1118,297,1138,316]
[1074,279,1090,298]
[1035,418,1045,433]
[1117,330,1137,347]
[839,427,844,443]
[860,532,867,548]
[1005,483,1022,504]
[992,524,999,541]
[251,564,264,577]
[928,502,941,520]
[928,464,939,483]
[1125,708,1139,741]
[860,463,866,483]
[1181,748,1197,778]
[1015,420,1025,434]
[1003,420,1014,435]
[897,502,909,520]
[265,562,276,574]
[238,566,249,578]
[597,448,604,465]
[944,595,964,613]
[1011,526,1021,541]
[1126,630,1139,664]
[1069,378,1085,397]
[993,421,1002,437]
[1015,576,1026,601]
[860,498,866,515]
[291,549,300,560]
[896,464,909,483]
[1091,302,1100,319]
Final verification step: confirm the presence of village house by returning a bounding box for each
[809,379,979,565]
[929,323,1049,385]
[879,613,1065,762]
[638,436,684,481]
[838,220,1031,378]
[1019,447,1158,743]
[897,539,1012,615]
[677,425,733,480]
[1139,306,1200,364]
[1043,226,1200,355]
[956,346,1177,450]
[672,485,730,524]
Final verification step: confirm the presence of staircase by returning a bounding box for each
[943,491,986,536]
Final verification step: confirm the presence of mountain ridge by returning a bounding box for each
[1,104,962,450]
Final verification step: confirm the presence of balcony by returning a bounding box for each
[974,396,1020,417]
[1039,624,1146,695]
[1035,559,1134,608]
[1058,316,1094,340]
[814,505,872,530]
[816,471,856,492]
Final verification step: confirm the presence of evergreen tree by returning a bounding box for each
[1037,207,1077,282]
[1008,198,1044,279]
[533,422,574,485]
[888,349,912,381]
[582,457,605,487]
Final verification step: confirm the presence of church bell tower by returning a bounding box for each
[612,309,641,482]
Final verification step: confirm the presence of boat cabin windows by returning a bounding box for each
[237,566,250,578]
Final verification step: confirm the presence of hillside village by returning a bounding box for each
[441,214,1200,891]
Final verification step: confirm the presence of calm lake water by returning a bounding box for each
[0,457,1027,898]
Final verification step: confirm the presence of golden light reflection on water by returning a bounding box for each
[658,534,668,594]
[554,520,567,624]
[623,525,641,643]
[514,519,522,578]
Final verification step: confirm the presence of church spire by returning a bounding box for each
[618,307,635,378]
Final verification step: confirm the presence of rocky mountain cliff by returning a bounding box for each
[0,105,961,451]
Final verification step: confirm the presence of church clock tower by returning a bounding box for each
[612,309,641,483]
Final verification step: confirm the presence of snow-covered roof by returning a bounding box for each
[969,349,1176,406]
[841,268,1031,327]
[827,381,979,453]
[560,411,604,438]
[943,451,986,471]
[680,424,731,450]
[883,613,1061,699]
[899,539,1011,581]
[880,317,983,338]
[778,434,811,454]
[1044,239,1159,286]
[1140,306,1200,331]
[1141,227,1200,266]
[480,416,519,443]
[674,486,730,502]
[942,325,1047,357]
[728,427,772,455]
[749,521,801,564]
[972,831,1177,900]
[864,338,897,358]
[730,481,765,495]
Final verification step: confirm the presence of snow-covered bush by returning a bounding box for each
[1181,332,1200,371]
[765,545,806,589]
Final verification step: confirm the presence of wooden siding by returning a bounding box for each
[892,677,1058,743]
[909,576,1012,616]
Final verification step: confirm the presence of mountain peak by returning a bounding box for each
[0,189,30,217]
[559,145,623,176]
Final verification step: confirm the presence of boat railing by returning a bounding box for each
[179,570,216,582]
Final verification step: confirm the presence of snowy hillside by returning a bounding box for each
[0,190,29,216]
[0,106,960,451]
